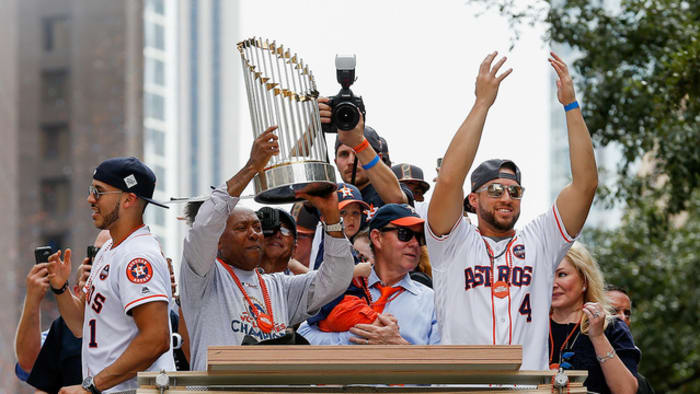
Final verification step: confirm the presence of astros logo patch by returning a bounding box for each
[126,258,153,284]
[513,244,526,259]
[99,264,110,280]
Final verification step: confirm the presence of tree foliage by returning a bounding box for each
[469,0,700,392]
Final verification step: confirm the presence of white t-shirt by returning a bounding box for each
[82,225,175,392]
[426,204,577,370]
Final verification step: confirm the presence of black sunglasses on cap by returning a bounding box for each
[476,183,525,199]
[379,226,426,246]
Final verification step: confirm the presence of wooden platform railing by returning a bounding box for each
[137,345,587,393]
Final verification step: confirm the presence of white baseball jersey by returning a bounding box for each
[426,204,577,370]
[82,225,175,392]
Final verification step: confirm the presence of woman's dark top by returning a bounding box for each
[550,317,640,394]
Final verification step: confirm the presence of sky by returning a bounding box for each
[232,0,558,226]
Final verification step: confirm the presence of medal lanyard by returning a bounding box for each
[549,316,582,367]
[218,258,274,330]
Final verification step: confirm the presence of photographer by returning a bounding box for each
[257,207,309,275]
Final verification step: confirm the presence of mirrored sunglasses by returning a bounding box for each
[476,183,525,199]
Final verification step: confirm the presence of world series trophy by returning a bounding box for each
[238,37,337,204]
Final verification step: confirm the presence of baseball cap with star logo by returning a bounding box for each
[336,183,370,210]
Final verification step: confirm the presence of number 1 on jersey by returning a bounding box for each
[519,293,532,322]
[88,319,99,348]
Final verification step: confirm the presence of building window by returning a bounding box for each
[145,57,165,86]
[144,92,165,120]
[154,207,165,226]
[42,70,69,105]
[41,178,71,216]
[42,16,70,52]
[145,128,165,156]
[41,123,70,160]
[145,0,165,15]
[145,22,165,50]
[154,165,166,192]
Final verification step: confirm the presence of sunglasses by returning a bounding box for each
[264,225,293,237]
[89,185,123,200]
[476,183,525,199]
[379,227,426,246]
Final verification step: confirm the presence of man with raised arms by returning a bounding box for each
[426,52,598,370]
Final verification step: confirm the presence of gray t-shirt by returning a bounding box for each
[180,186,354,370]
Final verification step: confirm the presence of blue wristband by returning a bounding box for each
[361,155,380,170]
[564,101,579,112]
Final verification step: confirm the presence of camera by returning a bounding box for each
[322,55,366,133]
[256,207,281,237]
[34,246,52,265]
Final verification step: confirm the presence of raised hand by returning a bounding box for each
[475,51,512,108]
[26,263,50,304]
[295,186,341,226]
[549,52,576,105]
[47,249,72,290]
[247,125,279,173]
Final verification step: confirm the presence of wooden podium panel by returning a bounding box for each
[137,345,587,392]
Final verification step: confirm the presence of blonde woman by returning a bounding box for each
[550,242,640,394]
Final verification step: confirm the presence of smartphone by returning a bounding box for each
[34,246,52,265]
[436,157,443,169]
[87,246,100,265]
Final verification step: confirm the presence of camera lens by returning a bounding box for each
[333,102,360,131]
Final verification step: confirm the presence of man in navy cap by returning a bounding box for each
[298,203,439,345]
[48,157,175,393]
[427,52,598,370]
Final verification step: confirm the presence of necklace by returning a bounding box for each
[548,316,582,370]
[218,259,275,333]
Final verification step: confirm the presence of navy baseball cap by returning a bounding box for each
[464,159,521,213]
[334,126,391,166]
[93,157,168,209]
[369,203,425,231]
[391,163,430,193]
[336,183,370,210]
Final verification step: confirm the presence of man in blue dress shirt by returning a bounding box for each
[298,204,439,345]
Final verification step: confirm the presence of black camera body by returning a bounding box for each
[322,55,366,133]
[256,207,281,237]
[34,246,52,265]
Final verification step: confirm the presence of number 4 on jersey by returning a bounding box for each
[519,293,532,322]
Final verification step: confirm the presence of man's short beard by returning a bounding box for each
[99,200,121,230]
[478,203,519,232]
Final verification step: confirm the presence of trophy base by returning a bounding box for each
[253,161,338,204]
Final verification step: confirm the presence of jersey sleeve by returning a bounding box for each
[425,216,476,271]
[522,204,579,272]
[118,252,170,314]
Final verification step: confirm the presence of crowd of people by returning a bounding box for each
[14,52,652,394]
